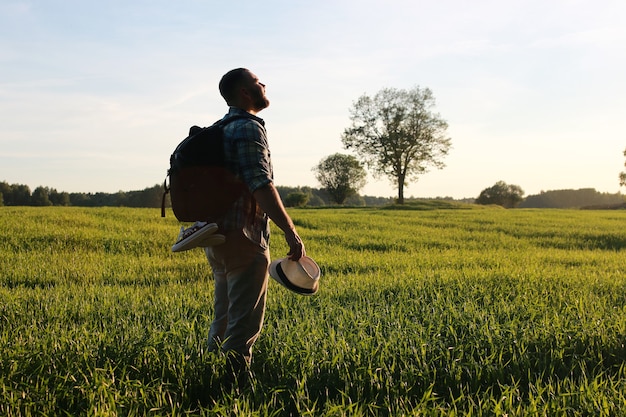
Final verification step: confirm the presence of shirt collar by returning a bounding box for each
[226,107,265,126]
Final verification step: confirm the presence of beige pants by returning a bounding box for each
[204,230,270,363]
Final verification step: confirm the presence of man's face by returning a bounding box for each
[244,71,270,112]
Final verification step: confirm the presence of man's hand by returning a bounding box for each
[285,229,305,261]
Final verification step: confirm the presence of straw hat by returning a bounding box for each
[269,256,321,295]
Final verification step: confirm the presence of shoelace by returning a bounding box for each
[176,222,207,242]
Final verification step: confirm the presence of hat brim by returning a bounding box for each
[270,258,319,296]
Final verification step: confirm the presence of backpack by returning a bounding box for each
[161,115,251,222]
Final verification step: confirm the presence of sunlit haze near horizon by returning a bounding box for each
[1,0,625,199]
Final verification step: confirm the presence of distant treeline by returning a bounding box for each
[1,181,623,209]
[0,181,394,208]
[275,186,394,207]
[519,188,624,209]
[0,182,165,208]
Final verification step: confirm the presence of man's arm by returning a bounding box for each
[253,182,305,261]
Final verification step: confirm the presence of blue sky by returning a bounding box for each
[1,0,625,199]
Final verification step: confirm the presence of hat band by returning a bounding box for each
[275,262,316,294]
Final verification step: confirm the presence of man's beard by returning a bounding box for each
[252,91,270,111]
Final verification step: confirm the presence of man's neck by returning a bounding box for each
[231,105,258,116]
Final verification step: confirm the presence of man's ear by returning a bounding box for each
[239,87,252,105]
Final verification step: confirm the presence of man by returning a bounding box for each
[205,68,305,389]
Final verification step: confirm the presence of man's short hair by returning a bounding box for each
[219,68,250,105]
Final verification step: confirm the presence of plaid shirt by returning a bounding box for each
[218,107,273,248]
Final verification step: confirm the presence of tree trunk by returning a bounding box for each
[397,175,405,204]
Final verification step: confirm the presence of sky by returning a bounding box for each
[1,0,625,200]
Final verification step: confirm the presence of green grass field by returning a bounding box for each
[1,205,625,416]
